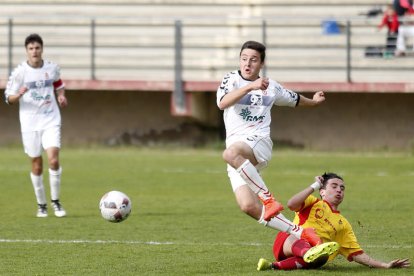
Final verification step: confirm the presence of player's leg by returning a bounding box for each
[30,156,48,217]
[233,184,262,219]
[262,214,321,246]
[284,235,312,257]
[224,140,272,199]
[23,131,47,217]
[225,139,321,245]
[233,185,320,246]
[273,232,313,260]
[258,233,332,271]
[237,159,284,220]
[45,147,63,200]
[223,138,283,220]
[43,126,66,217]
[280,234,338,266]
[258,233,311,270]
[229,168,304,236]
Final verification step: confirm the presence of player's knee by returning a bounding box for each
[238,200,260,218]
[48,157,59,170]
[32,167,42,175]
[222,148,233,161]
[31,157,43,174]
[223,147,241,167]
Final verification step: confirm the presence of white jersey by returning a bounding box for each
[5,60,65,132]
[217,70,299,141]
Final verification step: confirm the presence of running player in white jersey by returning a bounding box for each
[217,41,325,246]
[4,33,68,218]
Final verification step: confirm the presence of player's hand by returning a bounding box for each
[18,86,28,97]
[58,94,68,108]
[310,176,323,191]
[315,176,324,185]
[313,91,325,104]
[386,258,410,268]
[251,77,269,91]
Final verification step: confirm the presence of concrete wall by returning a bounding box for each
[272,93,414,150]
[1,91,413,150]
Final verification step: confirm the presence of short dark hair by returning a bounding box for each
[240,40,266,62]
[320,172,343,190]
[25,33,43,48]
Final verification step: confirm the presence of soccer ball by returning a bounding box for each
[99,191,132,223]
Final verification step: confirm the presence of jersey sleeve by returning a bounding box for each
[293,195,319,225]
[216,71,237,107]
[301,194,319,210]
[4,65,24,104]
[52,63,65,90]
[272,81,299,107]
[336,218,364,261]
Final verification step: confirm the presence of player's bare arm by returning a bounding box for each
[56,88,68,108]
[298,91,326,107]
[287,176,321,211]
[218,77,269,110]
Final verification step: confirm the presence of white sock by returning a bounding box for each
[49,167,62,201]
[258,212,303,237]
[30,173,47,205]
[237,160,272,201]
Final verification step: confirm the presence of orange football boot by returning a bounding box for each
[261,197,284,221]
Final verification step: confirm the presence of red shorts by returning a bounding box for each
[273,232,290,261]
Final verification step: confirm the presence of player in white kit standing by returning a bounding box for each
[4,33,68,218]
[217,41,325,246]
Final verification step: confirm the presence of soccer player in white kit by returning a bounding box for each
[217,41,325,246]
[4,34,68,218]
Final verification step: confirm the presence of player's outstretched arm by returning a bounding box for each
[297,91,325,107]
[353,253,410,268]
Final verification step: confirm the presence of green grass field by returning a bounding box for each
[0,147,412,275]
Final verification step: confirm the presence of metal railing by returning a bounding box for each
[2,16,413,85]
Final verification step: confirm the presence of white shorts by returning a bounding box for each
[226,135,273,192]
[22,126,61,158]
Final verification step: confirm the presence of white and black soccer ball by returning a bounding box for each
[99,191,131,223]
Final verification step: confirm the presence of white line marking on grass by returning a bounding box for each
[0,239,411,249]
[0,239,173,245]
[0,239,271,246]
[161,168,223,174]
[376,172,388,176]
[364,244,413,249]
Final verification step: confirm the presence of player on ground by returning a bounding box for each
[216,40,325,245]
[4,33,68,218]
[257,173,411,270]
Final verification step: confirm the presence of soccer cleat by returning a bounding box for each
[37,204,48,218]
[260,197,284,221]
[303,241,340,263]
[300,228,322,246]
[257,258,273,271]
[51,200,67,217]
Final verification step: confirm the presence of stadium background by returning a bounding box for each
[1,0,413,151]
